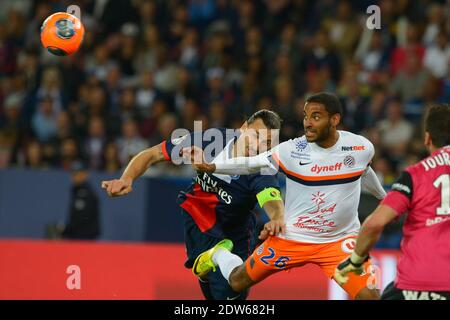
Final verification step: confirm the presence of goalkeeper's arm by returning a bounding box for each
[334,204,397,285]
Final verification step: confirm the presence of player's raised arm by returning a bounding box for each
[101,142,167,197]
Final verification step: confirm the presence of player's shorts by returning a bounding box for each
[182,209,256,300]
[382,281,450,300]
[245,235,375,299]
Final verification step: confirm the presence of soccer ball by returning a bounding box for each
[40,12,85,56]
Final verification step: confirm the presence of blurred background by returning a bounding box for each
[0,0,449,299]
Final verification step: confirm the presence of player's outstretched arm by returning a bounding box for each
[353,204,398,258]
[101,143,167,197]
[182,146,275,175]
[334,204,397,285]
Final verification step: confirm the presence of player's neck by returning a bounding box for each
[231,138,241,158]
[316,130,340,149]
[231,142,237,158]
[428,145,439,154]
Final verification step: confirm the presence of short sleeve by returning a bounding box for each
[381,171,413,216]
[363,138,375,167]
[162,132,196,162]
[390,171,413,199]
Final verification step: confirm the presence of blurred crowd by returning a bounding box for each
[0,0,449,182]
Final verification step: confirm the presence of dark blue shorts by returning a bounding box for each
[182,209,256,300]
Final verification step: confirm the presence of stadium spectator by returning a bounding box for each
[324,0,360,59]
[31,96,58,143]
[390,52,429,103]
[102,141,121,173]
[84,116,107,170]
[423,30,450,79]
[23,140,46,169]
[377,99,414,160]
[116,118,148,167]
[62,161,100,240]
[390,25,425,76]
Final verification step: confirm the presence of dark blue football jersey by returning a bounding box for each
[162,128,280,238]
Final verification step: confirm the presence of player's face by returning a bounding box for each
[240,119,277,157]
[303,102,333,143]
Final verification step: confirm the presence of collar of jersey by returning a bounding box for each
[309,131,342,153]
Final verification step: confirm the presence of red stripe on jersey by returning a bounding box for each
[272,153,365,181]
[180,184,219,232]
[161,141,171,161]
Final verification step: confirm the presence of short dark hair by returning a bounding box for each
[247,109,282,129]
[305,92,343,116]
[425,104,450,148]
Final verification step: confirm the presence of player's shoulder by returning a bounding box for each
[339,130,373,147]
[288,135,309,151]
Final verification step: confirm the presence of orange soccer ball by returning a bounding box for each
[40,12,85,56]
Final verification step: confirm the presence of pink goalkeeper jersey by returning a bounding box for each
[382,146,450,291]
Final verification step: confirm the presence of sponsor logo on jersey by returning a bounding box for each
[391,183,411,195]
[311,162,343,173]
[195,172,233,204]
[402,290,447,300]
[342,145,365,151]
[426,216,450,227]
[290,151,311,161]
[341,238,356,254]
[256,244,264,255]
[171,134,188,145]
[293,192,338,233]
[343,155,356,168]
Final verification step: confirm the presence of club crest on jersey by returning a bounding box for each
[343,155,356,168]
[295,138,308,151]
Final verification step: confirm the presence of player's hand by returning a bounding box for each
[258,219,286,240]
[182,146,216,173]
[333,253,368,285]
[101,177,133,197]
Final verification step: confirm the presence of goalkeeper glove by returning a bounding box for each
[334,252,369,285]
